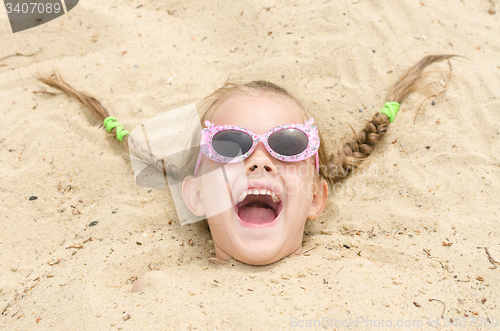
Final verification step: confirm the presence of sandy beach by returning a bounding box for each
[1,0,500,330]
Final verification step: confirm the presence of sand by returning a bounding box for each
[1,0,499,330]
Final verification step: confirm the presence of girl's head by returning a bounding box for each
[181,81,329,265]
[37,54,456,267]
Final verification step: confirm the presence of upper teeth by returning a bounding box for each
[236,188,281,204]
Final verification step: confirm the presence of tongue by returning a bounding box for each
[238,206,276,225]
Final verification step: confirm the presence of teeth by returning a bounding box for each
[240,191,247,202]
[235,188,281,204]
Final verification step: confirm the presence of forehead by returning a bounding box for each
[210,93,305,134]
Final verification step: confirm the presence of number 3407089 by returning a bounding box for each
[5,2,62,14]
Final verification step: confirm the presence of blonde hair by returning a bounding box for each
[180,54,456,186]
[179,80,331,185]
[37,55,456,188]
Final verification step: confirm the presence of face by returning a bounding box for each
[182,93,328,265]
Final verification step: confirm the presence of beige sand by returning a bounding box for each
[1,0,499,330]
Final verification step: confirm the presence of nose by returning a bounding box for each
[246,142,276,174]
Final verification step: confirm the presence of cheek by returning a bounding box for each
[277,158,317,177]
[205,207,236,232]
[279,163,317,199]
[198,168,235,218]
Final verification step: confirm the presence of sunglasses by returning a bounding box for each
[194,118,320,175]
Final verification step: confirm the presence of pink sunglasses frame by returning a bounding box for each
[194,118,320,175]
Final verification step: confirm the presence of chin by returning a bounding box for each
[215,235,302,266]
[214,222,303,265]
[208,183,307,265]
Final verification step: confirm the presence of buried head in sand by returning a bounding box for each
[36,55,457,291]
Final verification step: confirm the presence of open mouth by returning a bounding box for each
[234,188,283,227]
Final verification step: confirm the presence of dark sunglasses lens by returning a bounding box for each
[268,129,308,156]
[212,130,253,158]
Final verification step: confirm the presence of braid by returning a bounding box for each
[327,112,390,179]
[327,54,456,181]
[37,55,457,186]
[36,72,182,179]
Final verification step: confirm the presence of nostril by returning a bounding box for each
[249,165,258,171]
[264,165,272,172]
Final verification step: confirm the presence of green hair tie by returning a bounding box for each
[380,102,400,122]
[103,116,130,142]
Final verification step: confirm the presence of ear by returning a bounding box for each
[307,178,329,219]
[181,175,206,216]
